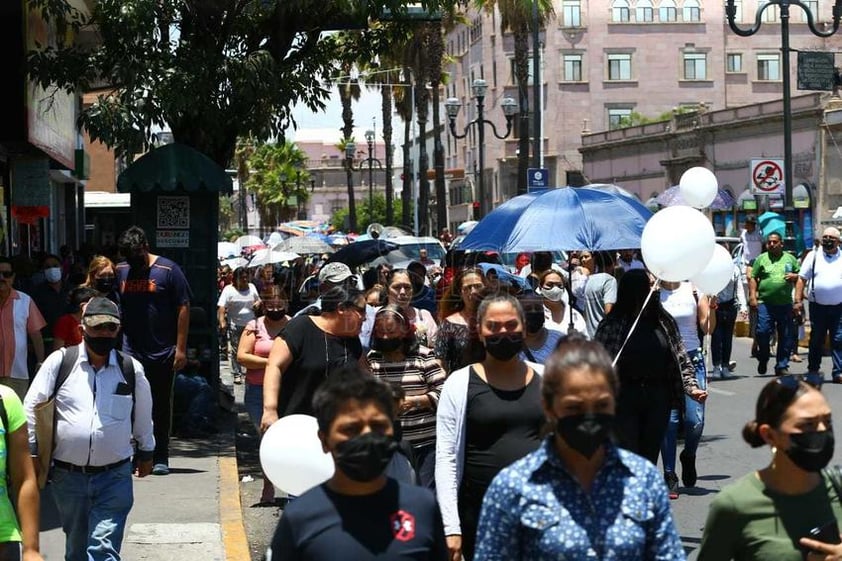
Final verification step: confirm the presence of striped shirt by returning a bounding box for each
[366,346,446,447]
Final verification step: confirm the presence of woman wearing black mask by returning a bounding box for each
[436,293,544,561]
[474,336,684,560]
[237,285,290,504]
[83,255,119,305]
[365,305,446,488]
[518,293,564,364]
[698,377,841,561]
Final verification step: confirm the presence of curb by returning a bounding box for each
[220,451,251,560]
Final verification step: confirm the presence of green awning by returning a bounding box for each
[117,143,233,194]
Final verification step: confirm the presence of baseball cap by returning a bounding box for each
[319,262,355,284]
[83,297,121,327]
[746,215,757,224]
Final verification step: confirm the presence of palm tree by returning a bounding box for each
[245,142,311,235]
[476,0,555,194]
[337,54,361,233]
[397,66,415,232]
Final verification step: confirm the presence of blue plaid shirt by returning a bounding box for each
[474,437,686,561]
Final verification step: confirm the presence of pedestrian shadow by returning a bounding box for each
[681,536,701,557]
[697,474,729,481]
[680,486,718,496]
[39,485,63,532]
[164,467,207,475]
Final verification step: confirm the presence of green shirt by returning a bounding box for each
[752,251,800,305]
[697,472,842,561]
[0,385,24,543]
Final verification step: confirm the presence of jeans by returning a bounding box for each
[243,383,263,431]
[614,383,672,465]
[756,303,795,371]
[143,357,175,465]
[711,302,738,367]
[412,442,436,489]
[808,302,842,378]
[51,461,134,561]
[661,349,706,473]
[228,324,246,376]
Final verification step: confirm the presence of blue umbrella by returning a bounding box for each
[459,187,652,252]
[656,185,736,210]
[758,211,785,238]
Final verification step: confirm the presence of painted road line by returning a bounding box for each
[707,386,736,396]
[220,454,251,560]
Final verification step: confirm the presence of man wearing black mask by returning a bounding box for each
[116,226,191,476]
[268,366,447,560]
[24,296,155,560]
[796,227,842,384]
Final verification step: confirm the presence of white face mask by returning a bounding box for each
[540,286,566,303]
[45,267,62,283]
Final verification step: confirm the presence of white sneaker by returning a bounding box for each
[728,360,737,371]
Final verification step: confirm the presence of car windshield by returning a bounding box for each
[389,242,446,262]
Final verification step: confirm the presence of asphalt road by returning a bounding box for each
[234,335,842,560]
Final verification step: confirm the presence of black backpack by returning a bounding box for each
[53,345,137,416]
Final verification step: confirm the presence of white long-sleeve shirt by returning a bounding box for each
[23,344,155,467]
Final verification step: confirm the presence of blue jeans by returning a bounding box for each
[756,303,794,371]
[808,302,842,378]
[243,383,263,431]
[661,349,706,473]
[51,461,134,561]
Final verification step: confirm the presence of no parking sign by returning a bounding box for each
[750,159,785,196]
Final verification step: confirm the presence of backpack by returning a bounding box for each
[55,345,137,417]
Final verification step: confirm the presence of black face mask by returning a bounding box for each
[483,333,524,361]
[94,278,115,293]
[556,413,614,459]
[333,432,398,482]
[785,429,834,472]
[84,334,117,357]
[524,310,545,334]
[264,309,286,321]
[823,240,837,252]
[372,337,403,353]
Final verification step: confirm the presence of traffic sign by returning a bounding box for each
[527,168,550,192]
[750,159,785,196]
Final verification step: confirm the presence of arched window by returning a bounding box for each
[612,0,631,22]
[683,0,700,21]
[659,0,677,21]
[636,0,654,21]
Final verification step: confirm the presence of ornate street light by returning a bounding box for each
[445,79,519,218]
[345,131,384,226]
[725,0,842,239]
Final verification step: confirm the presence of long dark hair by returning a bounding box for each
[439,267,485,322]
[607,269,661,323]
[369,305,420,356]
[742,378,815,448]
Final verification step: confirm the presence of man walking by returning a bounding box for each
[24,297,154,561]
[117,226,191,476]
[267,366,447,560]
[0,257,46,399]
[796,227,842,383]
[748,232,800,376]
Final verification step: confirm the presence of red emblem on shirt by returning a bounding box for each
[390,510,416,542]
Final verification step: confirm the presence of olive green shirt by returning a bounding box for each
[697,471,842,561]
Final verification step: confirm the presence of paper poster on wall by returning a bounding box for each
[156,230,190,248]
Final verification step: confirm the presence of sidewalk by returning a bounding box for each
[36,362,248,561]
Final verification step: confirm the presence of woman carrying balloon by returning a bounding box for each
[473,336,684,560]
[697,376,841,561]
[436,293,545,561]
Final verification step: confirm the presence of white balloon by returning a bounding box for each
[259,415,334,496]
[691,245,734,295]
[641,206,715,282]
[679,167,718,209]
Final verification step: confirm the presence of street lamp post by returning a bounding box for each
[725,0,841,234]
[445,79,519,219]
[345,130,384,227]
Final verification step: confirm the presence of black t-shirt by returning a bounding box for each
[463,366,544,489]
[615,317,671,385]
[269,478,447,561]
[278,315,363,417]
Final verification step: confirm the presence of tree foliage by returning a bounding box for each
[330,193,412,232]
[27,0,455,166]
[245,141,311,230]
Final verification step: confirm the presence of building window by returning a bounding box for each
[563,0,582,27]
[607,53,632,80]
[608,108,634,129]
[563,54,583,81]
[612,0,631,22]
[659,0,677,21]
[730,0,743,21]
[509,57,535,86]
[636,0,654,21]
[727,53,743,72]
[470,17,483,42]
[683,52,707,79]
[802,0,818,21]
[759,0,778,21]
[757,53,781,80]
[682,0,700,21]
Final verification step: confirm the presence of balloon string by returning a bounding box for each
[612,279,660,368]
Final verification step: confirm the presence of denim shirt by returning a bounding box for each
[474,438,686,561]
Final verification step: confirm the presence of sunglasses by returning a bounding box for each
[0,271,13,278]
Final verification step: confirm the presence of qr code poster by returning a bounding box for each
[157,196,190,229]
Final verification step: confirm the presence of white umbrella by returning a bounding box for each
[274,237,334,255]
[457,221,479,235]
[235,234,265,249]
[220,257,248,269]
[217,241,239,259]
[248,248,300,267]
